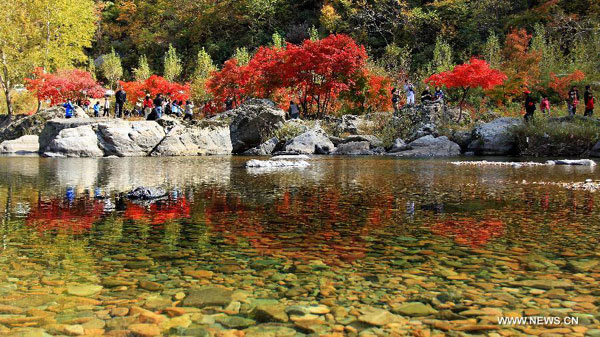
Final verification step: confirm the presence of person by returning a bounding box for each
[93,101,101,117]
[143,94,153,117]
[164,97,172,115]
[225,97,234,111]
[391,87,400,113]
[134,98,143,117]
[434,86,444,102]
[171,100,181,117]
[289,101,300,119]
[584,85,594,117]
[403,80,415,106]
[103,95,110,117]
[115,86,127,118]
[567,86,580,116]
[83,98,90,112]
[63,99,74,118]
[183,100,194,120]
[540,96,550,114]
[421,86,433,103]
[153,93,164,118]
[524,90,536,122]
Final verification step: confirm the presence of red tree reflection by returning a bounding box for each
[431,219,505,247]
[26,198,104,234]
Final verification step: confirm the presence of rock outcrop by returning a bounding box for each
[243,137,279,156]
[332,141,372,155]
[468,117,522,155]
[39,118,233,157]
[0,135,39,154]
[285,127,335,154]
[151,122,232,156]
[391,135,461,157]
[227,99,286,153]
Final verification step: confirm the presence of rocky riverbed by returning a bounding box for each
[0,156,599,337]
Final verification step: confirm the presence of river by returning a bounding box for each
[0,156,598,336]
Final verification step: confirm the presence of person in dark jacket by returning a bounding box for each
[524,90,536,122]
[584,85,594,117]
[153,94,164,118]
[115,86,127,118]
[421,86,433,104]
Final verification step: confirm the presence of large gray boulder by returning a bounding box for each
[0,135,39,154]
[228,99,286,153]
[388,138,409,153]
[42,124,104,157]
[590,142,600,158]
[341,135,383,148]
[391,135,461,157]
[332,141,372,155]
[285,127,335,154]
[151,122,232,156]
[468,117,522,155]
[97,121,165,157]
[0,106,87,143]
[243,137,279,156]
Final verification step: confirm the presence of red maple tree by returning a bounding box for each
[548,70,585,100]
[426,57,507,121]
[207,34,374,117]
[119,75,191,104]
[25,68,106,106]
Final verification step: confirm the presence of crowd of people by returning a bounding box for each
[391,80,445,113]
[61,82,595,123]
[523,85,595,122]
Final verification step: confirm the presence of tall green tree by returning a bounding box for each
[0,0,95,116]
[233,47,250,66]
[164,44,182,82]
[428,36,454,75]
[101,48,123,90]
[191,48,217,102]
[133,55,152,81]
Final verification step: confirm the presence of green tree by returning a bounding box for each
[272,32,284,48]
[191,48,217,102]
[233,47,250,66]
[379,44,412,80]
[428,36,454,74]
[133,55,152,81]
[483,30,501,69]
[0,0,95,116]
[163,44,182,81]
[309,25,320,41]
[101,48,123,90]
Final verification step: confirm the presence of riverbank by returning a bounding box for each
[2,99,600,159]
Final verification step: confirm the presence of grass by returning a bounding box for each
[512,115,600,157]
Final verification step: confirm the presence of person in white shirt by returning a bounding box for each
[403,80,415,106]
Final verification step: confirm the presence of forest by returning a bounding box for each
[1,0,599,116]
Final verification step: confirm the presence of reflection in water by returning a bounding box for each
[0,156,599,335]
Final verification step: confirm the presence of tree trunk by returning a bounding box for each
[3,86,12,118]
[456,87,469,123]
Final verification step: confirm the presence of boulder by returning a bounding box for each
[388,138,409,153]
[590,141,600,158]
[341,135,383,148]
[468,117,522,155]
[151,122,232,156]
[0,135,39,154]
[0,106,85,142]
[285,127,334,154]
[97,121,165,157]
[391,135,461,157]
[183,287,233,308]
[228,99,286,153]
[332,141,372,155]
[243,137,279,156]
[41,124,103,157]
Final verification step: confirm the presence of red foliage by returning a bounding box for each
[119,75,191,104]
[207,34,370,116]
[25,68,105,105]
[426,57,506,120]
[500,29,541,99]
[549,70,585,99]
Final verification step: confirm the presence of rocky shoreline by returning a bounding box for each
[2,99,600,159]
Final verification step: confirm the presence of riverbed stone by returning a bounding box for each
[392,302,438,316]
[183,287,233,308]
[66,284,103,297]
[129,323,161,336]
[215,315,256,329]
[253,301,289,323]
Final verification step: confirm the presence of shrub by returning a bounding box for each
[512,116,600,157]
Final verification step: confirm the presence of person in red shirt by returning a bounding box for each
[143,94,153,117]
[584,85,594,117]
